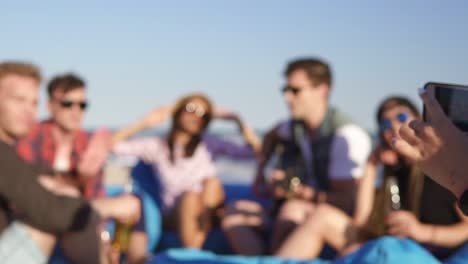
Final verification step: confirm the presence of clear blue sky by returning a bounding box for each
[2,0,468,132]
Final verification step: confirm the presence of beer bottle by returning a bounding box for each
[112,179,134,263]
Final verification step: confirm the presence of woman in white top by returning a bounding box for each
[112,93,261,255]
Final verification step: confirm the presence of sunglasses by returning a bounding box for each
[184,102,207,118]
[281,85,303,96]
[380,112,409,131]
[59,100,88,110]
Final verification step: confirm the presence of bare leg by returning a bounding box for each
[276,204,358,260]
[127,231,148,264]
[201,178,225,209]
[221,200,268,255]
[271,199,315,252]
[177,191,206,248]
[23,225,56,256]
[200,178,225,230]
[177,178,225,249]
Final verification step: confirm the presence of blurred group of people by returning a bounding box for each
[0,57,467,264]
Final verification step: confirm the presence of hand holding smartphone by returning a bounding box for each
[424,82,468,132]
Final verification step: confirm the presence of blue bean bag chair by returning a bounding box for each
[151,248,330,264]
[444,243,468,264]
[105,183,162,253]
[334,236,439,264]
[149,237,440,264]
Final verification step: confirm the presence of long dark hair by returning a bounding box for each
[376,96,421,148]
[367,96,424,236]
[167,93,213,163]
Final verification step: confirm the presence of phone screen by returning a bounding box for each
[435,85,468,132]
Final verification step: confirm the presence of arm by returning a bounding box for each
[111,107,170,160]
[90,195,141,224]
[325,124,373,215]
[352,161,377,226]
[252,126,282,197]
[352,147,387,226]
[112,119,147,146]
[212,107,262,158]
[112,106,172,145]
[236,118,261,158]
[388,205,468,248]
[266,169,290,199]
[418,223,468,248]
[392,89,468,199]
[0,143,96,234]
[112,137,162,164]
[76,128,110,187]
[419,204,468,248]
[203,134,256,161]
[36,173,141,224]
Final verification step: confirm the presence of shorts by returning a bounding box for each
[0,221,48,264]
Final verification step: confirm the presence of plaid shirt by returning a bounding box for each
[16,120,104,199]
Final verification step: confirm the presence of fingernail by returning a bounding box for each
[418,87,426,96]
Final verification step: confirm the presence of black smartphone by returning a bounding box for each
[424,82,468,132]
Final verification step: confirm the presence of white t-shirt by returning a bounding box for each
[328,124,372,180]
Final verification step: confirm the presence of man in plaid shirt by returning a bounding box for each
[16,73,106,199]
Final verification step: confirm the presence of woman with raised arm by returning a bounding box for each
[111,93,260,257]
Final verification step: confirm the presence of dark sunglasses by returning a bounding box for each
[59,100,88,110]
[281,85,302,96]
[380,112,409,131]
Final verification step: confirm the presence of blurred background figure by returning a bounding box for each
[0,61,142,264]
[393,89,468,207]
[110,93,260,253]
[15,72,143,264]
[222,58,372,255]
[276,96,468,261]
[17,73,105,199]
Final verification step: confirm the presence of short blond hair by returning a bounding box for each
[0,61,42,83]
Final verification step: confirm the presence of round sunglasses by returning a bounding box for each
[184,102,207,118]
[380,112,409,131]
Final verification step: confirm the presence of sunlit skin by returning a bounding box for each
[379,106,417,166]
[176,98,210,136]
[0,74,39,144]
[381,105,416,146]
[48,88,87,133]
[283,69,328,129]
